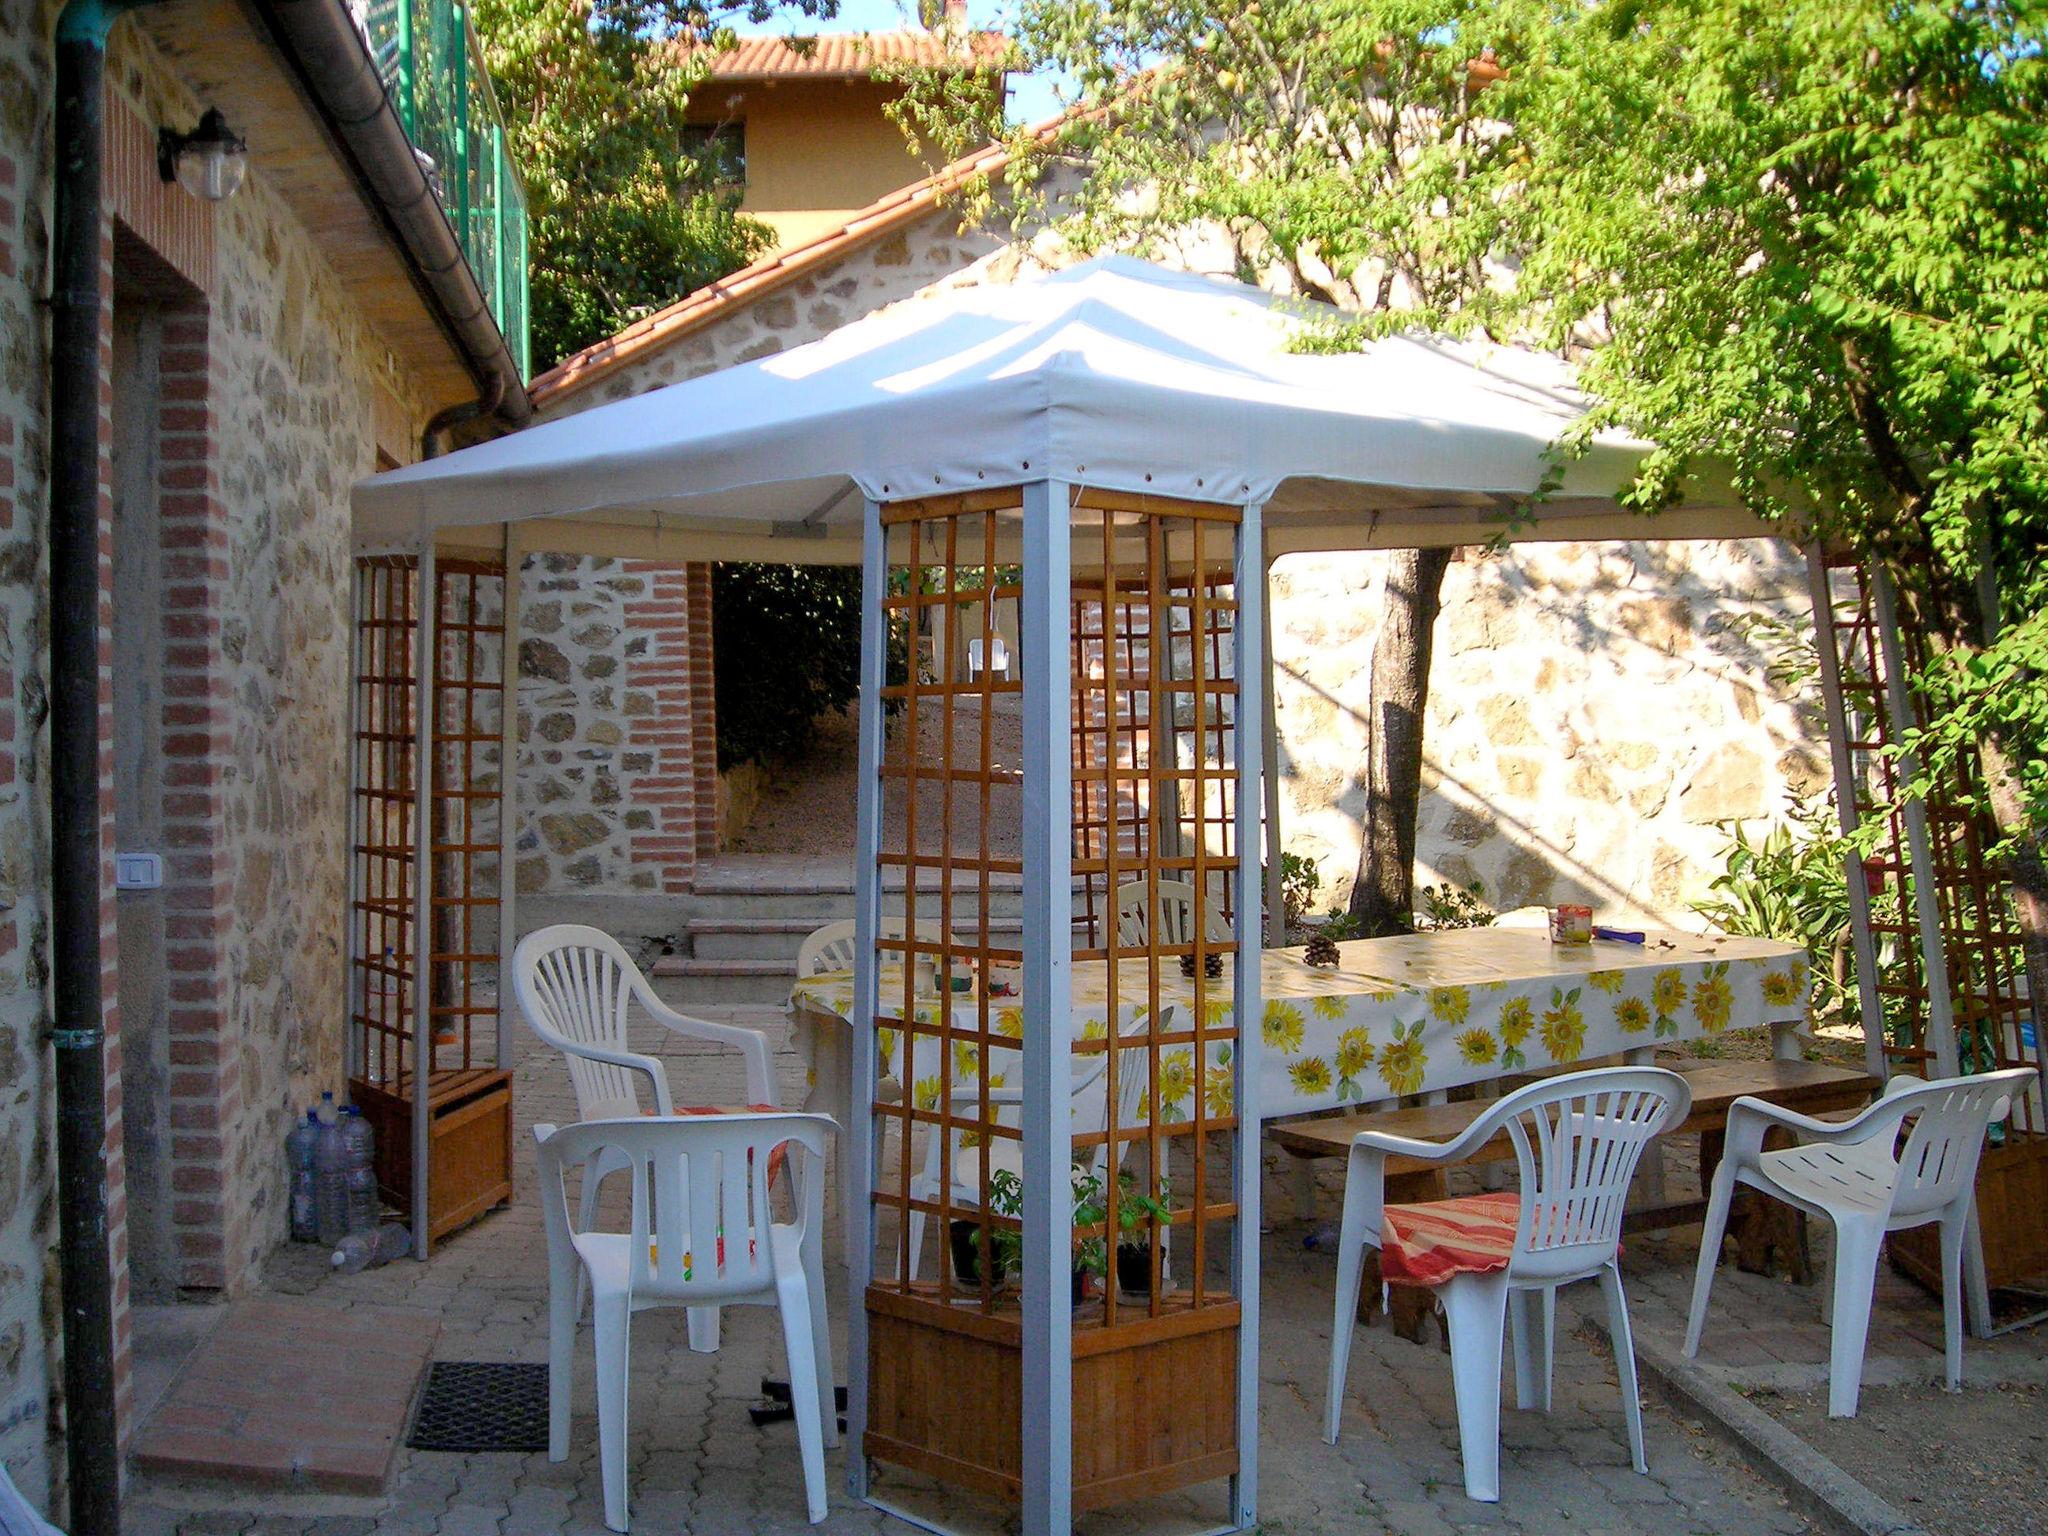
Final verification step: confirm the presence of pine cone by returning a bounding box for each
[1303,930,1341,968]
[1179,950,1226,979]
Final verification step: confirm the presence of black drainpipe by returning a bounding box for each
[50,3,158,1531]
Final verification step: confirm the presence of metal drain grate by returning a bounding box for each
[408,1362,550,1453]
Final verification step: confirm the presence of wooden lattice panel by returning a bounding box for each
[863,488,1246,1511]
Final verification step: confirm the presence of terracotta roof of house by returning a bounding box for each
[681,29,1010,83]
[528,109,1072,410]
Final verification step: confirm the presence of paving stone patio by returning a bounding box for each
[121,1009,2037,1536]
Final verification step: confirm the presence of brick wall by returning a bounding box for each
[153,303,241,1294]
[621,564,696,892]
[687,564,719,860]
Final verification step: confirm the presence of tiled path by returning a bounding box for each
[122,1010,2034,1536]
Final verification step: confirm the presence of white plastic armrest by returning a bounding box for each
[563,1040,675,1115]
[1351,1119,1497,1168]
[644,998,776,1106]
[532,1123,558,1145]
[1725,1094,1893,1146]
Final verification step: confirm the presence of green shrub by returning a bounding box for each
[711,564,863,771]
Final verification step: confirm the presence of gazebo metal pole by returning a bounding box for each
[1261,537,1284,945]
[1232,501,1268,1529]
[1803,548,1888,1083]
[1019,478,1076,1536]
[411,539,439,1258]
[1870,565,1994,1333]
[496,522,522,1070]
[845,497,888,1501]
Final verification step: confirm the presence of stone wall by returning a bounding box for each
[0,6,430,1502]
[1273,540,1823,924]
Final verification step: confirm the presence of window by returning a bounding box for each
[681,121,746,187]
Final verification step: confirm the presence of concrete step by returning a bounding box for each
[651,955,801,1007]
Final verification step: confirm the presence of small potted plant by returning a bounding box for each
[1105,1171,1172,1296]
[984,1166,1104,1303]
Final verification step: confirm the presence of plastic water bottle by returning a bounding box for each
[314,1110,351,1247]
[341,1106,378,1234]
[315,1090,339,1126]
[287,1110,320,1243]
[330,1221,412,1276]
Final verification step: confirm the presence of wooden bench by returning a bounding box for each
[1269,1057,1879,1340]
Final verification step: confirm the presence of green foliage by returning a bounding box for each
[1316,907,1363,943]
[711,563,863,770]
[986,1164,1168,1279]
[998,0,1533,338]
[1414,880,1495,932]
[1269,850,1323,940]
[1693,800,1865,1032]
[473,0,839,372]
[1483,0,2048,849]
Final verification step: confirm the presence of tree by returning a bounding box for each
[1478,0,2048,1031]
[474,0,839,371]
[953,0,1539,934]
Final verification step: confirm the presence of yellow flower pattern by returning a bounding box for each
[1540,987,1586,1063]
[1693,965,1732,1032]
[1290,1056,1333,1095]
[1429,986,1472,1025]
[789,938,1802,1122]
[1456,1029,1498,1066]
[1761,966,1805,1008]
[1263,999,1305,1054]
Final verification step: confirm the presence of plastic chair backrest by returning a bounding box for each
[1480,1067,1691,1278]
[1880,1069,2032,1222]
[796,915,945,978]
[535,1113,830,1302]
[1114,880,1230,947]
[515,925,663,1121]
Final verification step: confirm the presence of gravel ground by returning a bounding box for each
[1751,1378,2048,1536]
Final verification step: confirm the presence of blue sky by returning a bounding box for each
[726,0,1067,124]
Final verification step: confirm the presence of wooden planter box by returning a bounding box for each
[863,1287,1239,1512]
[1892,1128,2048,1294]
[351,1068,515,1242]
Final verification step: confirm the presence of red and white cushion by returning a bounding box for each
[1378,1191,1520,1289]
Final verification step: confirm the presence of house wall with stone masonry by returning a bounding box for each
[0,8,433,1505]
[514,211,1015,900]
[527,195,1823,929]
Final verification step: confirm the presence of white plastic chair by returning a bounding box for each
[903,1010,1169,1281]
[966,634,1010,678]
[1325,1065,1692,1501]
[796,915,949,978]
[1113,879,1232,948]
[1684,1067,2032,1418]
[534,1112,838,1529]
[514,924,777,1350]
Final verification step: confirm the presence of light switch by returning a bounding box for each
[115,853,163,891]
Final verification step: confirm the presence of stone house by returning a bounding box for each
[512,123,1826,949]
[0,0,529,1510]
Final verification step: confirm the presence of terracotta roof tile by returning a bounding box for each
[681,29,1009,83]
[528,110,1071,410]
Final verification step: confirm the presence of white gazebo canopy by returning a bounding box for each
[352,255,1765,556]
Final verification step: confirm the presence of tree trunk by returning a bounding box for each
[1349,547,1455,938]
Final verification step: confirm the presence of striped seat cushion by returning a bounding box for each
[1378,1191,1520,1289]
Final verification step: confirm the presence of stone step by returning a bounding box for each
[651,955,802,1006]
[678,886,1027,925]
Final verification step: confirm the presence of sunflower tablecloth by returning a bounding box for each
[786,927,1809,1123]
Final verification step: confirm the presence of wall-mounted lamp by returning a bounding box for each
[158,108,248,202]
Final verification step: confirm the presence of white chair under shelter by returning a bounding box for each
[534,1112,838,1529]
[1684,1067,2033,1418]
[1113,879,1232,948]
[1325,1065,1692,1501]
[514,924,779,1351]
